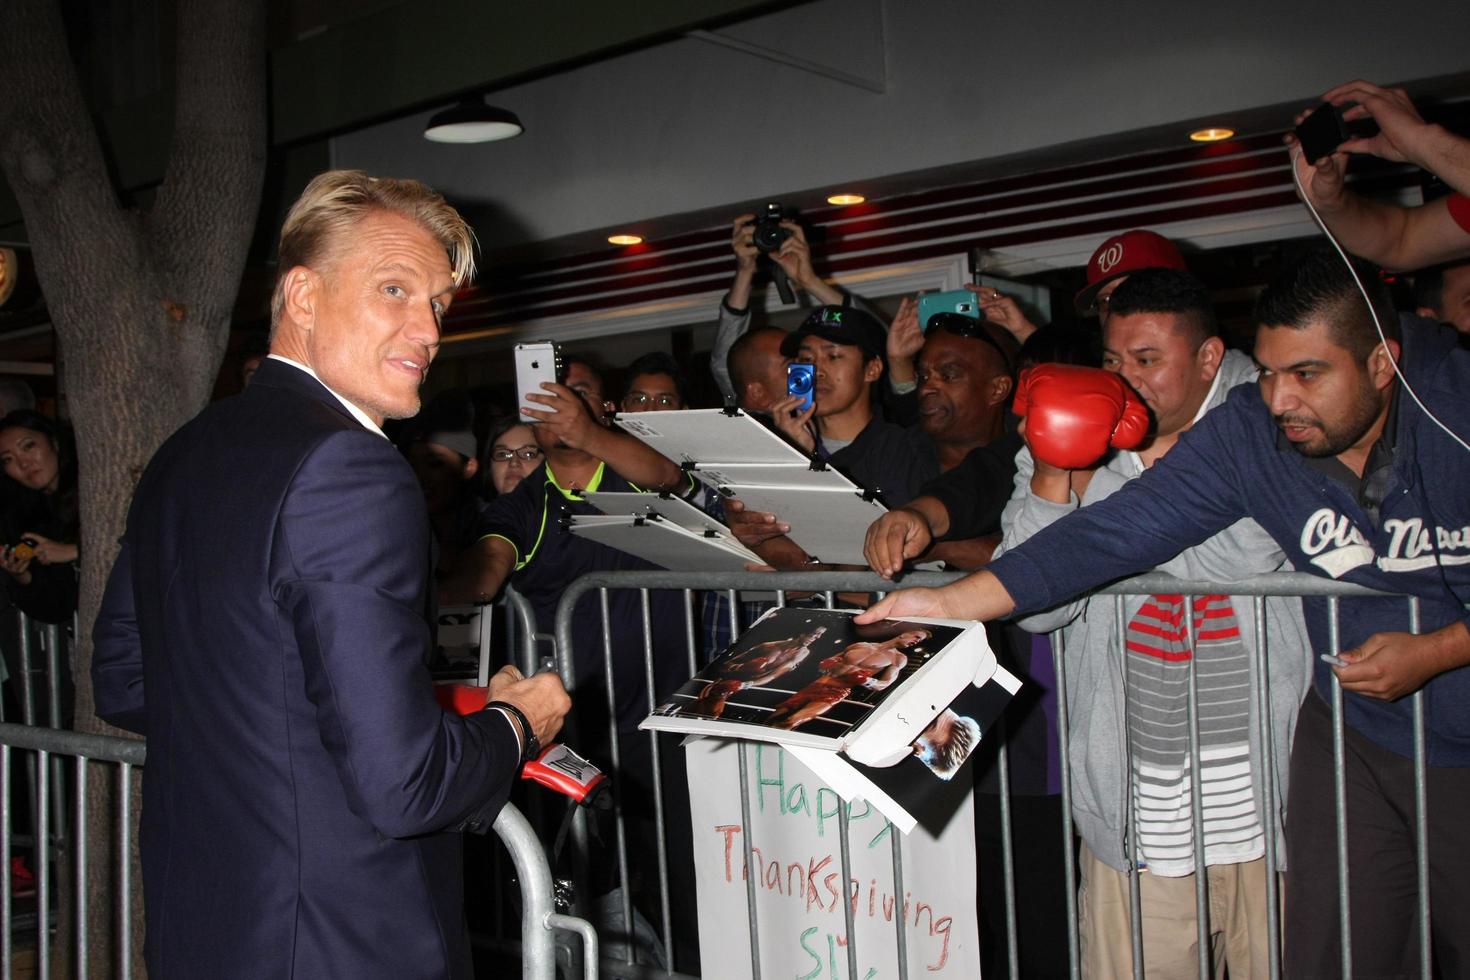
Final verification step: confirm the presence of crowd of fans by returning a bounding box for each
[189,78,1455,978]
[8,77,1469,974]
[169,80,1420,977]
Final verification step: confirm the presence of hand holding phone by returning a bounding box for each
[514,342,564,423]
[917,290,981,334]
[1294,102,1351,164]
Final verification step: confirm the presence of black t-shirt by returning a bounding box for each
[476,461,689,736]
[823,417,939,509]
[923,430,1024,542]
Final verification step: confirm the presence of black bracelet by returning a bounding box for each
[486,700,539,765]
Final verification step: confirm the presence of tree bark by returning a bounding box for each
[0,0,265,973]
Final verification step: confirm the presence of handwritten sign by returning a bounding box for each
[686,738,981,978]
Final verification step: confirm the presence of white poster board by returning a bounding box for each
[686,738,981,979]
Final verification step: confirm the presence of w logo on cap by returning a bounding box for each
[1097,242,1126,274]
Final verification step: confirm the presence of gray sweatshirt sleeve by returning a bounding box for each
[995,445,1089,633]
[711,299,751,405]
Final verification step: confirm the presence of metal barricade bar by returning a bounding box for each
[548,566,1413,980]
[0,722,583,980]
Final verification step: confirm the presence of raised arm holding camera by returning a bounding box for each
[1290,79,1470,269]
[712,206,875,407]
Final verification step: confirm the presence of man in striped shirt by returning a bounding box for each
[996,270,1312,978]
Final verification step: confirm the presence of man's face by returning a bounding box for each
[1432,263,1470,334]
[622,372,683,413]
[1102,311,1218,438]
[796,338,879,419]
[302,211,454,424]
[1255,319,1393,459]
[916,331,1007,444]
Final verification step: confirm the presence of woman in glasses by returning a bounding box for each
[486,416,544,496]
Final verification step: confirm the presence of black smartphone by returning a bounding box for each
[1295,103,1350,163]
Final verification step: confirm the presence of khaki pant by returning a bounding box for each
[1078,842,1271,980]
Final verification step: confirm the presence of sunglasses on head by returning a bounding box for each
[922,312,1014,372]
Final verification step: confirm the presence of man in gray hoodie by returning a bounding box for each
[998,269,1310,978]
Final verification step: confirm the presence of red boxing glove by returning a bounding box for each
[1014,364,1150,469]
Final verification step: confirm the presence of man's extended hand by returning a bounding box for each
[487,665,572,748]
[857,569,1016,625]
[725,497,791,547]
[864,507,934,580]
[856,586,965,624]
[1333,622,1470,701]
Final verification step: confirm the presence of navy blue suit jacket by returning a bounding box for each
[92,358,520,979]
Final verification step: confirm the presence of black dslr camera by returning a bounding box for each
[750,203,793,254]
[745,203,797,304]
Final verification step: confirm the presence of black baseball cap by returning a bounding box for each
[779,305,887,361]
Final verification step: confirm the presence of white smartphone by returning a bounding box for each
[513,341,564,423]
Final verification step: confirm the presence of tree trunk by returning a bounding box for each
[0,0,265,972]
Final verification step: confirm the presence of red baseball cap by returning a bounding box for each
[1074,230,1188,315]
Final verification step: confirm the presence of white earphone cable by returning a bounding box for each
[1289,149,1470,454]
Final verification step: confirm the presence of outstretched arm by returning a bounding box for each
[525,382,685,492]
[864,401,1252,625]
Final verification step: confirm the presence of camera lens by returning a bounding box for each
[788,370,813,395]
[754,224,784,251]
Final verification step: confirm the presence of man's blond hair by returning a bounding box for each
[270,170,476,332]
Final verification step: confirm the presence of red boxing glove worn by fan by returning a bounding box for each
[1014,364,1150,469]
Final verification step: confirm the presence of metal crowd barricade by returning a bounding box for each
[0,720,588,980]
[0,721,142,980]
[0,610,75,907]
[549,567,1428,980]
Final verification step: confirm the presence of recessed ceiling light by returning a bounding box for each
[424,97,524,143]
[607,234,643,246]
[1189,127,1234,143]
[827,193,866,205]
